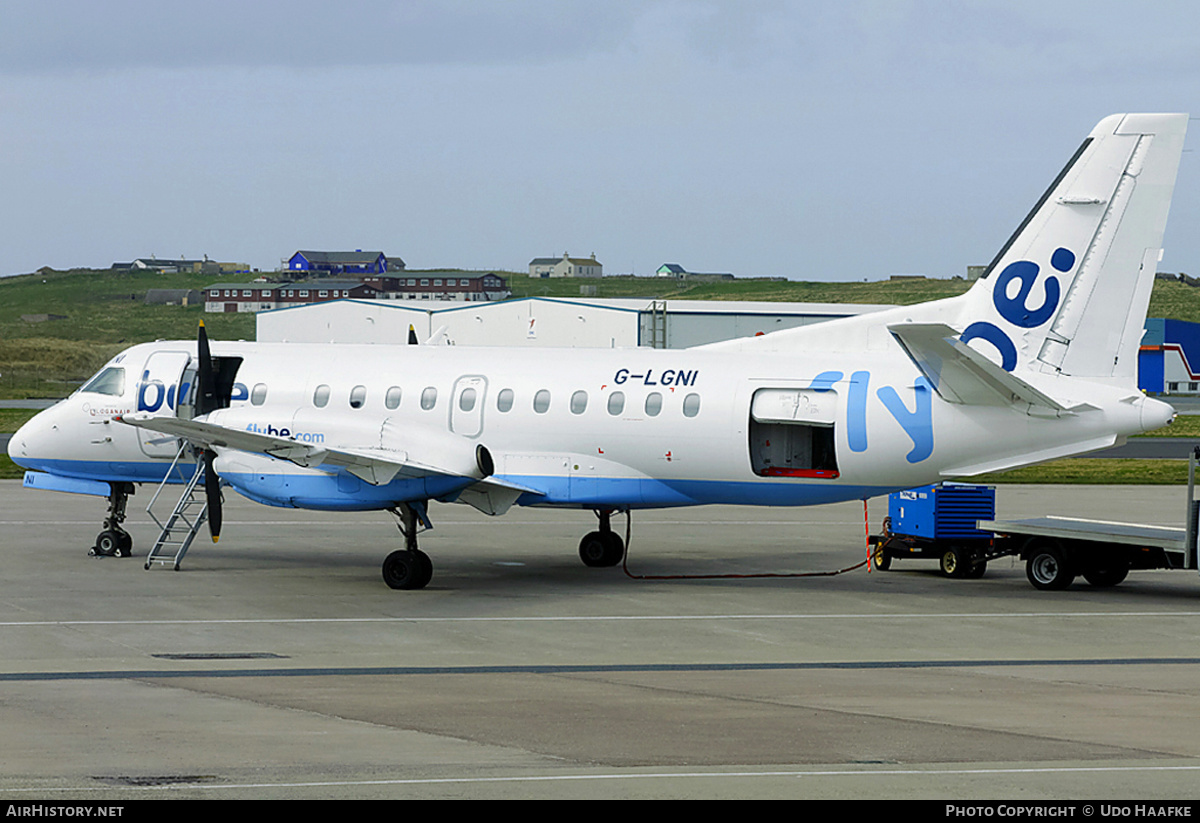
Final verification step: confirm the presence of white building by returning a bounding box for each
[528,253,603,278]
[255,297,894,348]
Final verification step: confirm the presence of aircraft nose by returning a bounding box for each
[8,409,50,469]
[7,417,31,466]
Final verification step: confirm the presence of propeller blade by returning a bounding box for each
[203,449,222,543]
[196,320,217,417]
[408,324,419,345]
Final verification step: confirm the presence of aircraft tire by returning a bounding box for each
[383,549,432,590]
[1025,542,1075,591]
[93,530,120,557]
[579,531,624,567]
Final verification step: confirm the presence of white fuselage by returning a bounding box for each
[8,321,1171,513]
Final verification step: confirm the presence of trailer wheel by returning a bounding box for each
[1026,542,1075,590]
[965,557,987,579]
[940,546,969,578]
[1083,566,1128,587]
[872,545,891,571]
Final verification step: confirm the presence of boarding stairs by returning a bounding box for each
[143,444,210,571]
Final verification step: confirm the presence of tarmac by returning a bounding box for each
[1,480,1199,800]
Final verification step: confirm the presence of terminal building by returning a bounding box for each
[255,297,895,348]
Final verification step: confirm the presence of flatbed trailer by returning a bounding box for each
[872,448,1200,591]
[981,514,1195,590]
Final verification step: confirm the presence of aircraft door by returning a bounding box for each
[135,350,192,458]
[749,387,840,478]
[450,375,487,438]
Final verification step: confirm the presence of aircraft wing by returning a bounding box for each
[115,413,503,489]
[887,323,1078,413]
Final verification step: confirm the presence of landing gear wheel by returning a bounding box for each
[382,549,433,590]
[1026,542,1075,590]
[117,531,133,558]
[1083,566,1128,587]
[92,530,121,557]
[579,531,624,567]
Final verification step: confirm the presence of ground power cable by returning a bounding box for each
[619,499,875,581]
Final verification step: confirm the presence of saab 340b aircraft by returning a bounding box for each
[8,113,1189,589]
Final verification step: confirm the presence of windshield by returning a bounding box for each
[79,367,126,396]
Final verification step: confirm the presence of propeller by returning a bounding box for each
[408,324,419,345]
[195,321,222,543]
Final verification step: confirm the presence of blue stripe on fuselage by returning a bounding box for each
[16,459,894,511]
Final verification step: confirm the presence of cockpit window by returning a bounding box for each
[79,367,125,396]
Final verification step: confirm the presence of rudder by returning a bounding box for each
[958,113,1188,385]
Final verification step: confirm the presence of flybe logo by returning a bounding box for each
[136,372,250,413]
[811,371,933,464]
[959,247,1074,372]
[245,422,326,444]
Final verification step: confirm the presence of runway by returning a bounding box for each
[1,480,1199,800]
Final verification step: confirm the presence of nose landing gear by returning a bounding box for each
[91,483,134,558]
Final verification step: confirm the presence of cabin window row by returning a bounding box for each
[306,383,701,418]
[503,389,701,418]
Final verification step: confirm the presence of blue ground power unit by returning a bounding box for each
[888,483,996,541]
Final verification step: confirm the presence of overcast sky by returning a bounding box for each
[1,0,1197,280]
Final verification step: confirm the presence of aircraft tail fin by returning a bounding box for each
[956,113,1187,385]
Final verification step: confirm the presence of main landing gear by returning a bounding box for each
[578,509,626,568]
[91,482,134,558]
[382,502,434,590]
[380,504,630,589]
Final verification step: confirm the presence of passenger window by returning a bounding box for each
[421,387,437,410]
[349,385,366,409]
[80,367,125,397]
[682,393,700,418]
[607,391,625,415]
[570,390,587,415]
[250,383,268,406]
[497,388,514,412]
[313,384,330,408]
[533,389,551,414]
[385,386,402,409]
[459,387,477,412]
[645,392,662,417]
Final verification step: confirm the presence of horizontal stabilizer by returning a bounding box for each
[116,413,488,486]
[942,434,1118,477]
[889,323,1070,413]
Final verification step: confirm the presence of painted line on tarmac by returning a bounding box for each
[4,656,1200,682]
[3,610,1200,628]
[5,763,1200,794]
